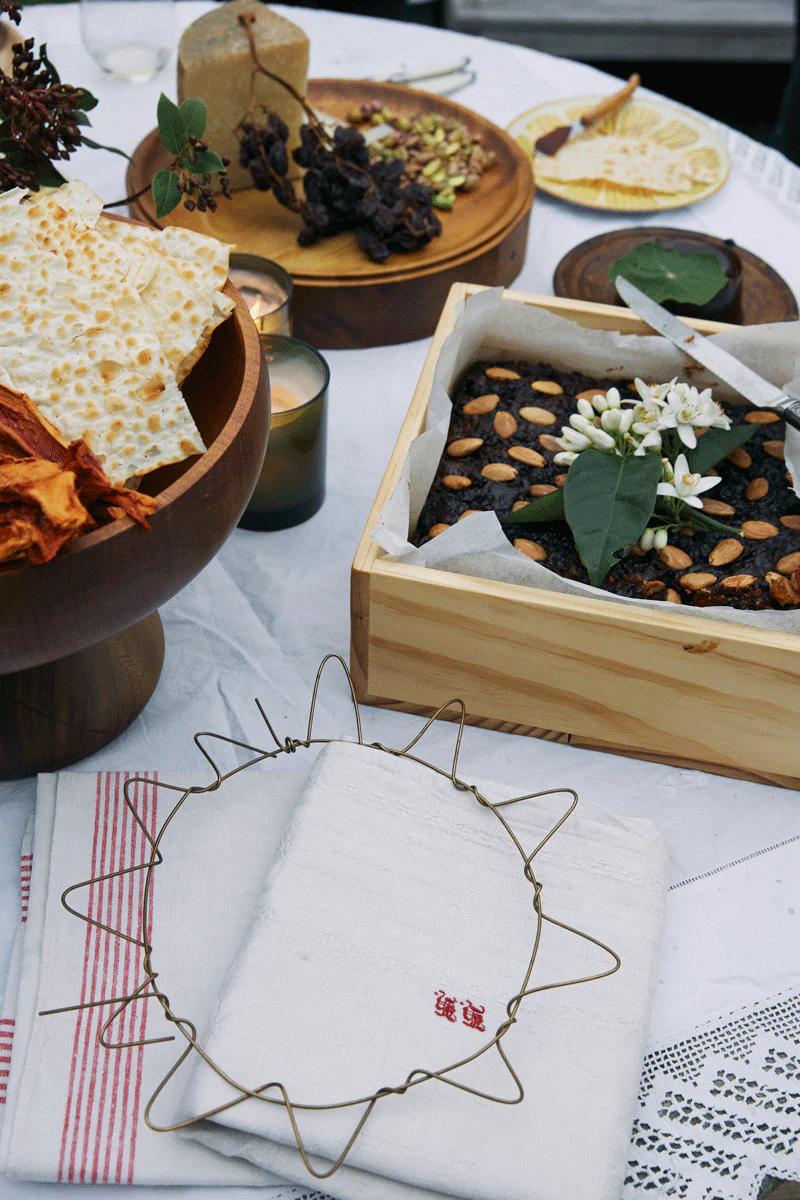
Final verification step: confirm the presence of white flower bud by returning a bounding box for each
[553,451,577,466]
[601,408,622,432]
[639,527,655,551]
[585,425,616,450]
[653,528,668,550]
[569,413,591,432]
[592,394,608,412]
[576,398,594,420]
[605,387,621,409]
[618,409,634,434]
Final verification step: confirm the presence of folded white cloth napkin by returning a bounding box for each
[179,741,668,1200]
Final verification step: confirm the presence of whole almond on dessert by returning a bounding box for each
[530,380,563,395]
[664,588,682,604]
[720,574,757,591]
[508,445,546,468]
[529,483,558,497]
[745,410,780,424]
[513,537,547,561]
[493,411,518,438]
[486,366,520,381]
[727,447,752,469]
[511,500,529,512]
[708,538,743,567]
[776,550,800,575]
[519,405,556,426]
[463,393,499,415]
[447,437,483,458]
[641,579,666,598]
[702,498,736,517]
[679,572,716,592]
[780,514,800,530]
[763,440,785,460]
[428,524,450,538]
[658,545,693,570]
[459,508,481,519]
[482,462,517,481]
[554,473,568,487]
[766,570,800,606]
[442,474,472,490]
[742,520,779,539]
[745,477,769,500]
[538,434,561,452]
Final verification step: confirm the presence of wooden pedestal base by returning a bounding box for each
[0,613,165,780]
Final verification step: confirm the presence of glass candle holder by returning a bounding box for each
[239,335,328,532]
[229,254,293,336]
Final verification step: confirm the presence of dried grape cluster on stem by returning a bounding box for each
[236,12,441,263]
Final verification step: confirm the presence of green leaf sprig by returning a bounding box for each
[152,93,230,218]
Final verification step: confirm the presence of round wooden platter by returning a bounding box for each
[553,226,799,324]
[127,79,535,348]
[0,254,266,779]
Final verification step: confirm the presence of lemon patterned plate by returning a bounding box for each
[509,95,730,212]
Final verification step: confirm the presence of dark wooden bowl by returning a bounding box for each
[0,269,266,777]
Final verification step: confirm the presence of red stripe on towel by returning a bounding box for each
[125,773,157,1183]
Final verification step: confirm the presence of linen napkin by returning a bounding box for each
[179,741,668,1200]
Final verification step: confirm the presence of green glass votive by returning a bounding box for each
[239,334,329,531]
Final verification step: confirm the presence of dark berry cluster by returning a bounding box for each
[239,114,441,263]
[0,0,22,24]
[179,136,231,213]
[0,39,84,190]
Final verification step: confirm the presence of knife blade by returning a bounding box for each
[535,74,640,156]
[615,276,800,432]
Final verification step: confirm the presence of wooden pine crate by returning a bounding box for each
[350,283,800,789]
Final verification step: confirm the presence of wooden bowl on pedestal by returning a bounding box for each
[0,278,266,779]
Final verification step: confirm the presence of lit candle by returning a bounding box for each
[239,334,329,531]
[229,253,293,335]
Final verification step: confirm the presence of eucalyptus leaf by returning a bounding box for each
[687,422,755,475]
[156,93,187,156]
[75,87,99,112]
[73,110,92,127]
[152,168,182,218]
[186,147,224,177]
[81,136,132,162]
[611,242,729,307]
[501,487,565,525]
[33,158,67,187]
[564,449,662,586]
[179,97,207,140]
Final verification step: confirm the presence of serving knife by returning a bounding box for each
[534,73,640,157]
[615,276,800,432]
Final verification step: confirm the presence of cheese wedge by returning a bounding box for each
[178,0,309,192]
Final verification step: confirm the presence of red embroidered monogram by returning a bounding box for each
[434,990,458,1023]
[434,991,486,1031]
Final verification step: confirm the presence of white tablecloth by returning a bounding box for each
[2,6,800,1197]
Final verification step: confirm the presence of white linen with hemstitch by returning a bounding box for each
[180,741,667,1200]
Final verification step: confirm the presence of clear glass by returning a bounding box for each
[239,335,329,532]
[229,254,293,337]
[80,0,174,83]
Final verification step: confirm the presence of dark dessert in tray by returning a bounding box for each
[414,359,800,609]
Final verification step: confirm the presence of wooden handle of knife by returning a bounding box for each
[581,74,640,127]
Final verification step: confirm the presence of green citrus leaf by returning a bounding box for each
[156,93,187,155]
[564,449,662,586]
[152,168,182,218]
[611,242,729,307]
[179,97,207,139]
[501,487,565,525]
[687,422,755,475]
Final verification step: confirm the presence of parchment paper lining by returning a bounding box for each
[372,288,800,634]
